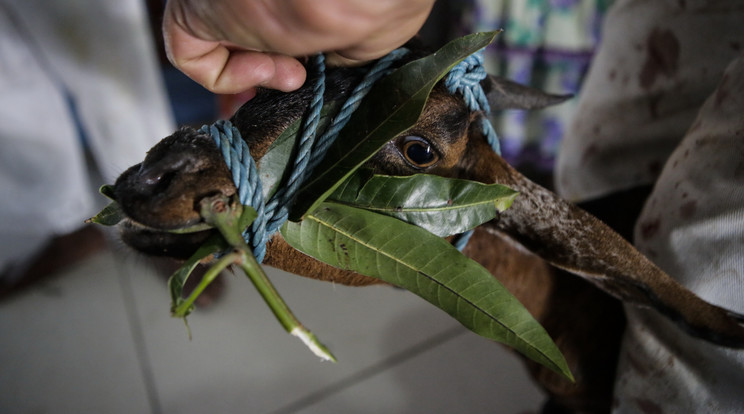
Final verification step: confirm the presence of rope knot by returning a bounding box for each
[444,51,491,115]
[444,49,500,156]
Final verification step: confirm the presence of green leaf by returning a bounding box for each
[280,202,573,380]
[329,172,518,237]
[258,101,342,199]
[86,201,125,226]
[162,222,215,234]
[289,31,500,221]
[169,234,227,318]
[99,184,116,200]
[237,204,259,233]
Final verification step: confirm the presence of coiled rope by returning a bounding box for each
[444,50,501,155]
[444,49,500,251]
[201,47,498,259]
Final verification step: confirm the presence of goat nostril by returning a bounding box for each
[137,165,178,193]
[137,153,196,186]
[143,174,162,186]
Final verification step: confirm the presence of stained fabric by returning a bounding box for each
[553,0,744,411]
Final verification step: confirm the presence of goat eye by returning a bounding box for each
[401,136,439,168]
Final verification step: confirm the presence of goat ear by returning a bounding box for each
[482,75,572,111]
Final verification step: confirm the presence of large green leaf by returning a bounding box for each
[289,31,500,221]
[280,202,573,380]
[329,172,518,237]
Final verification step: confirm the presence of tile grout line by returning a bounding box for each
[113,253,163,414]
[267,325,467,414]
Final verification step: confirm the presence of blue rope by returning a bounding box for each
[452,228,475,252]
[203,47,501,259]
[444,49,501,251]
[444,49,501,156]
[201,50,407,262]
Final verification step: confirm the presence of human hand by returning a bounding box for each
[163,0,435,95]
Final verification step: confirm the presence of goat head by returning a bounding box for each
[111,52,744,413]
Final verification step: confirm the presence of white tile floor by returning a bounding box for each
[0,236,546,414]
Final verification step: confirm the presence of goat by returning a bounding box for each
[111,50,744,413]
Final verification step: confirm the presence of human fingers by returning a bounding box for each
[163,0,434,93]
[163,3,306,94]
[273,0,435,64]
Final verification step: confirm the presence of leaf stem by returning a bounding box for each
[198,194,336,362]
[237,250,337,362]
[172,251,238,317]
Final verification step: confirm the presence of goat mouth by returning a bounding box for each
[118,217,216,259]
[118,217,214,235]
[114,191,245,259]
[112,187,236,233]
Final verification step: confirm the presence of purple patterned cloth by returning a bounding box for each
[451,0,613,172]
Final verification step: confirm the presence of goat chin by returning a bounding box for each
[118,218,214,260]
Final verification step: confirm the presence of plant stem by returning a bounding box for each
[173,251,239,317]
[198,194,336,362]
[237,249,337,362]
